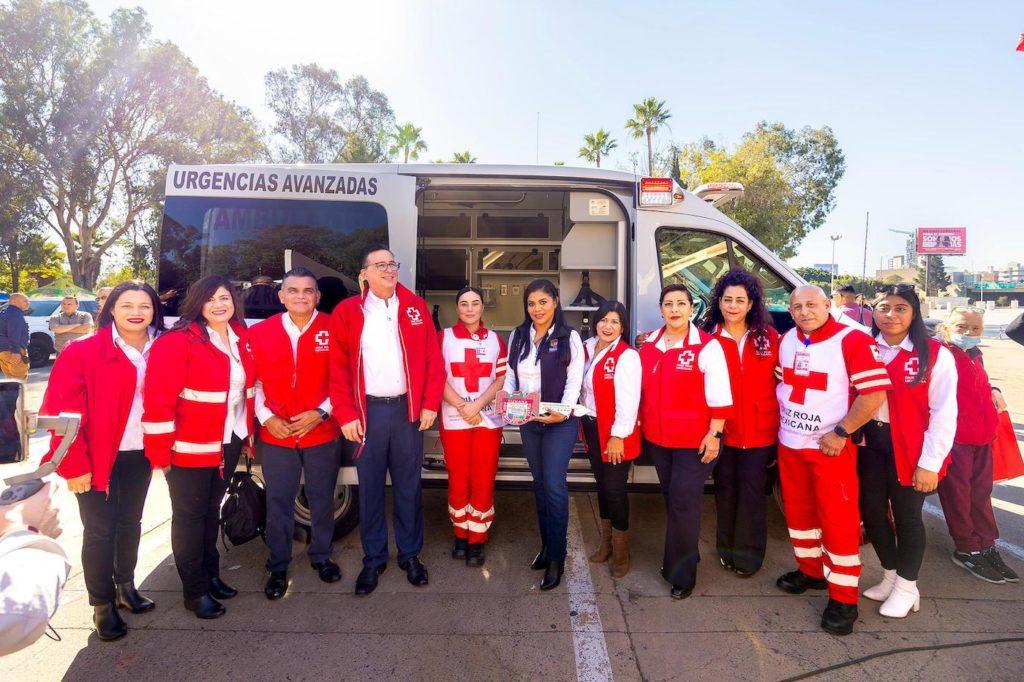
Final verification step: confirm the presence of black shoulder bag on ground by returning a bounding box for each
[220,457,266,547]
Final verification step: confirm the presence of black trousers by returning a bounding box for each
[713,444,773,573]
[650,442,716,591]
[858,422,927,581]
[75,449,152,605]
[582,417,631,531]
[167,436,242,599]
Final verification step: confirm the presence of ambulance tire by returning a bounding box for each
[293,484,359,543]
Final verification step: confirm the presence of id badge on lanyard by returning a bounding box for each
[794,342,811,377]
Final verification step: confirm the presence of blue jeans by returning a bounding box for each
[520,417,579,563]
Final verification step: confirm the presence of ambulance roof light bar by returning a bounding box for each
[638,177,683,207]
[693,182,745,208]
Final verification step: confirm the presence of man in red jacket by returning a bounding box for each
[329,244,445,595]
[249,268,342,601]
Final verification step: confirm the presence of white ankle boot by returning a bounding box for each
[863,569,897,602]
[879,576,920,618]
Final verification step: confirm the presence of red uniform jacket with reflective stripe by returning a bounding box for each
[638,326,733,449]
[947,344,998,446]
[588,340,641,461]
[40,327,152,492]
[249,312,340,448]
[885,340,951,485]
[142,321,255,469]
[328,283,445,430]
[714,326,780,449]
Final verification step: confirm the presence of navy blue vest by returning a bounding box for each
[508,325,572,403]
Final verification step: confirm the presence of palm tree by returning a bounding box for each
[578,129,618,168]
[625,98,671,175]
[451,151,477,163]
[388,123,427,163]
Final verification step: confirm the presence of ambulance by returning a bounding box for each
[158,164,805,539]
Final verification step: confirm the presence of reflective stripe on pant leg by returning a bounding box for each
[778,445,825,579]
[814,441,862,604]
[467,427,501,543]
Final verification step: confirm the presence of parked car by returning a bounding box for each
[22,298,98,367]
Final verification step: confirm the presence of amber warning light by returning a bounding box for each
[639,177,676,207]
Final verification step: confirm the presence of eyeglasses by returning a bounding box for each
[368,261,400,272]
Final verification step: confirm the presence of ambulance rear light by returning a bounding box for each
[639,177,679,207]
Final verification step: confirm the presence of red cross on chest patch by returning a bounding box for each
[782,365,829,405]
[904,357,919,383]
[450,347,493,393]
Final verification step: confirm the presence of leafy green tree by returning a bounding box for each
[678,122,845,259]
[0,0,264,288]
[578,129,617,168]
[796,266,835,290]
[337,75,395,162]
[389,123,427,163]
[451,151,477,163]
[625,97,671,175]
[916,255,952,296]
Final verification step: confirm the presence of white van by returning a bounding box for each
[158,164,804,539]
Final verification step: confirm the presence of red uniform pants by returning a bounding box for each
[440,426,502,543]
[778,442,862,604]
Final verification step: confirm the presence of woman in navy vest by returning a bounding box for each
[504,279,585,591]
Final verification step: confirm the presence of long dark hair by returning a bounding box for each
[871,284,930,385]
[594,300,629,344]
[97,281,166,333]
[509,279,572,367]
[704,268,774,343]
[170,275,246,335]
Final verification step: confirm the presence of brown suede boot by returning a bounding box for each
[589,519,613,563]
[611,529,630,578]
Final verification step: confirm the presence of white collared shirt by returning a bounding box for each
[360,290,407,397]
[208,325,249,443]
[112,326,154,451]
[254,311,332,425]
[874,333,958,473]
[717,326,750,356]
[502,325,585,405]
[581,337,641,438]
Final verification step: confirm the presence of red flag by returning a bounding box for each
[1017,33,1024,51]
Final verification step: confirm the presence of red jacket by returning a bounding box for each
[638,325,734,449]
[714,326,780,449]
[40,327,153,492]
[142,321,255,469]
[587,340,641,461]
[249,312,340,448]
[947,344,998,446]
[328,283,445,431]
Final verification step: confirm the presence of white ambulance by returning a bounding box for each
[158,164,804,539]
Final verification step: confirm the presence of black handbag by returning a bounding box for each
[220,457,266,547]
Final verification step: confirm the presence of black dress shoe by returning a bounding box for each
[184,594,226,619]
[451,538,468,560]
[733,566,759,579]
[466,543,485,567]
[93,603,128,641]
[719,556,736,571]
[399,556,429,586]
[530,548,548,571]
[820,598,858,636]
[670,586,692,600]
[540,560,564,591]
[776,570,828,594]
[354,564,386,595]
[209,577,237,600]
[264,571,288,600]
[115,581,155,613]
[312,559,342,583]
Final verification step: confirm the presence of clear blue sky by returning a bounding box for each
[89,0,1024,274]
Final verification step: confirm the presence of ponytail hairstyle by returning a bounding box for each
[170,275,245,337]
[704,268,774,344]
[871,283,929,385]
[509,279,572,368]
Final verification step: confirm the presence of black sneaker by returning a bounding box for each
[951,551,1006,584]
[981,547,1020,583]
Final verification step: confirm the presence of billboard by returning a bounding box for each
[917,227,966,255]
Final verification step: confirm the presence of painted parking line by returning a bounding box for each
[923,499,1024,561]
[566,498,612,682]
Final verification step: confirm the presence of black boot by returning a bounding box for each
[776,570,828,594]
[540,560,564,591]
[209,576,237,600]
[466,543,485,567]
[451,538,468,560]
[93,603,127,641]
[184,594,226,619]
[820,598,858,636]
[530,548,548,570]
[115,582,155,613]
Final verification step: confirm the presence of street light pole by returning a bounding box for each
[862,211,869,279]
[830,234,842,292]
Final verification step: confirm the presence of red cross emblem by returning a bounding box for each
[782,366,829,405]
[450,348,493,393]
[904,357,919,382]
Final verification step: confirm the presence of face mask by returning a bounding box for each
[951,333,981,351]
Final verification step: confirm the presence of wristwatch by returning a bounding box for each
[710,430,724,440]
[315,408,329,421]
[833,424,850,438]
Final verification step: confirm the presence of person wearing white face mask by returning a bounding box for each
[935,307,1018,584]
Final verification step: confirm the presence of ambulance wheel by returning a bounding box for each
[293,484,359,543]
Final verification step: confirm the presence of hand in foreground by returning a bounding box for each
[66,472,92,494]
[0,481,62,539]
[818,431,847,457]
[289,410,324,439]
[264,415,293,440]
[912,467,939,493]
[419,409,438,431]
[992,389,1007,413]
[698,431,720,464]
[605,436,625,465]
[533,410,568,424]
[341,419,364,443]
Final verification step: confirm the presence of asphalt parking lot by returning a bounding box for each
[2,339,1022,681]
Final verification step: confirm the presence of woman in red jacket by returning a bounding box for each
[703,269,779,578]
[142,275,256,620]
[639,284,733,599]
[39,281,164,641]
